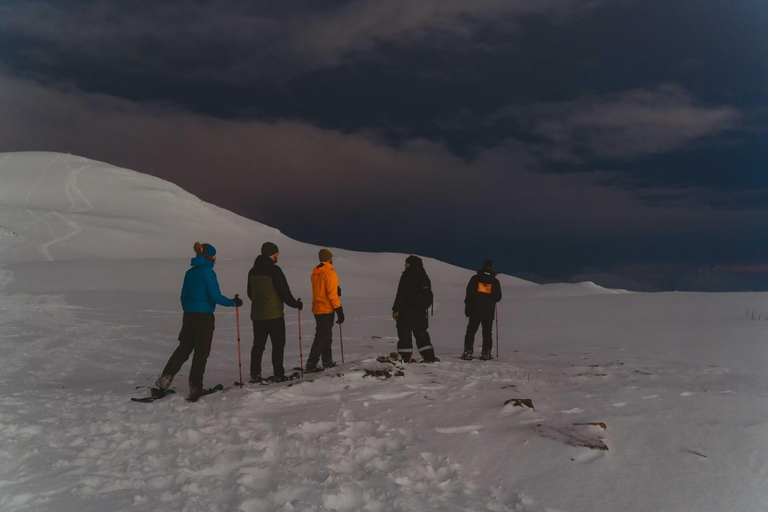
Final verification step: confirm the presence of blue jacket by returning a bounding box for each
[180,254,236,313]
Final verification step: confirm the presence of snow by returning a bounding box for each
[1,152,767,511]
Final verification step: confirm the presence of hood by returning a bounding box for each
[190,254,215,268]
[253,254,275,269]
[478,266,498,277]
[313,262,334,275]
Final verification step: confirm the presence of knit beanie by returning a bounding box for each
[319,249,333,262]
[482,259,493,269]
[261,242,279,257]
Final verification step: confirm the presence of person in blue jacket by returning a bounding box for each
[152,242,242,401]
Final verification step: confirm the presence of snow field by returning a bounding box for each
[2,153,768,511]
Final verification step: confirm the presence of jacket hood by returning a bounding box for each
[477,266,498,277]
[253,254,275,268]
[313,262,334,275]
[190,254,215,268]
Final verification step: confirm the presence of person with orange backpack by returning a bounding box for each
[306,249,344,373]
[461,259,502,361]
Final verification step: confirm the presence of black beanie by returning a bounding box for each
[483,259,493,269]
[261,242,279,257]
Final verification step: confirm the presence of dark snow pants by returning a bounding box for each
[162,312,215,389]
[251,317,286,379]
[397,323,436,362]
[307,313,334,367]
[464,316,493,353]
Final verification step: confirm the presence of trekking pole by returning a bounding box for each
[495,303,499,358]
[235,294,243,387]
[339,323,345,364]
[298,309,304,377]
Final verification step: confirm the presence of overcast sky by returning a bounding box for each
[1,0,767,289]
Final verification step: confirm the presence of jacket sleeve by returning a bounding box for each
[273,266,301,309]
[493,277,502,303]
[327,271,342,310]
[246,269,253,300]
[204,269,236,307]
[465,276,475,306]
[393,273,406,311]
[181,273,189,307]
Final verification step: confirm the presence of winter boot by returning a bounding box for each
[305,362,323,374]
[187,385,204,402]
[479,351,494,361]
[460,350,474,361]
[272,374,289,383]
[152,374,173,398]
[249,373,263,384]
[422,356,440,363]
[323,360,338,369]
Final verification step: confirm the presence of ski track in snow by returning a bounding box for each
[0,154,94,262]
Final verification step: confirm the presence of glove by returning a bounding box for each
[335,306,345,324]
[296,298,304,311]
[337,286,342,297]
[393,311,399,321]
[234,295,243,308]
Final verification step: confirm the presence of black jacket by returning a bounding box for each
[465,267,502,320]
[247,255,301,321]
[393,260,433,330]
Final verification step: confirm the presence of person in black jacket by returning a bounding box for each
[462,259,502,360]
[392,255,439,363]
[246,242,303,382]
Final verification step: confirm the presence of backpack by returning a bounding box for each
[415,274,433,310]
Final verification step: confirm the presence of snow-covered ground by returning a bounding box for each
[1,152,767,512]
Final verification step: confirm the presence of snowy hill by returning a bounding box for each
[1,152,767,512]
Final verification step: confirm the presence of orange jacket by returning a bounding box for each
[311,262,341,314]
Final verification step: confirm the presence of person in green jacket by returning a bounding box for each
[246,242,303,382]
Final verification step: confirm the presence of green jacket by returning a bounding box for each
[247,255,301,321]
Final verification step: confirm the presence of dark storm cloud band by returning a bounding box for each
[1,0,619,82]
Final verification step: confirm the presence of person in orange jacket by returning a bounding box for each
[306,249,344,372]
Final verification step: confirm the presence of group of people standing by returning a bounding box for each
[150,242,502,401]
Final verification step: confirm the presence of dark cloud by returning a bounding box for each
[496,85,742,161]
[1,1,766,289]
[0,0,620,83]
[2,69,767,280]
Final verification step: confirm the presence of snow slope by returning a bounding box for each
[1,152,767,512]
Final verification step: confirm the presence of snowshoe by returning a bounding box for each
[323,360,338,369]
[261,371,301,385]
[460,351,474,361]
[249,374,263,384]
[132,388,176,403]
[479,351,494,361]
[305,365,324,374]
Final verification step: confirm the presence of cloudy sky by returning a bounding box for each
[1,0,766,289]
